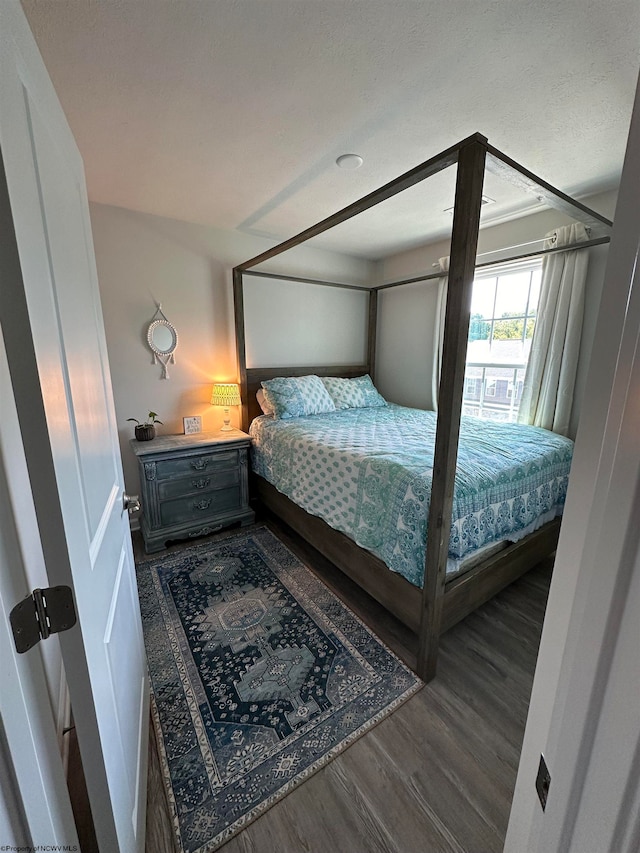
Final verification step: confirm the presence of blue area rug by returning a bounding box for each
[136,525,422,852]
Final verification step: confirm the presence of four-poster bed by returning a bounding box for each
[233,133,612,681]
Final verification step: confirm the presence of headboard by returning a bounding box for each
[245,363,371,430]
[234,269,378,432]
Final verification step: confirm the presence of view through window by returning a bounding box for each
[463,259,542,422]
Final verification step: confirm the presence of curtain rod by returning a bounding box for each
[475,236,568,260]
[444,227,593,265]
[374,235,610,292]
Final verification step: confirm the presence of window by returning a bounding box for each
[465,377,480,399]
[463,259,542,422]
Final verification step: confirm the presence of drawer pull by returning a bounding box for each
[191,477,211,490]
[191,458,209,471]
[192,499,212,511]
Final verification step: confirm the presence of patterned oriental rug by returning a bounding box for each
[136,525,422,852]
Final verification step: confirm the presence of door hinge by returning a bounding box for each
[9,586,77,654]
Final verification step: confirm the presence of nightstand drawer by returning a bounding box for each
[131,431,254,553]
[157,467,239,501]
[160,487,240,527]
[155,449,238,480]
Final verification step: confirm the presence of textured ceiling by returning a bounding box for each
[21,0,640,259]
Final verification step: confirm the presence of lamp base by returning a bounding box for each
[220,424,234,432]
[220,408,233,431]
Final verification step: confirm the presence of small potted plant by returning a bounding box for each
[127,412,163,441]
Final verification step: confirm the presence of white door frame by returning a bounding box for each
[505,73,640,852]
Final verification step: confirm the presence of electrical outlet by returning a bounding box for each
[536,754,551,811]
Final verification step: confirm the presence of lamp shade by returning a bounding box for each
[211,383,241,408]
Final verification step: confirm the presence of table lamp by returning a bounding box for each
[211,383,241,431]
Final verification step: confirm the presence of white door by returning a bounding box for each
[505,74,640,852]
[0,3,149,851]
[0,327,78,848]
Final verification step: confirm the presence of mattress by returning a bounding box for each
[249,404,573,587]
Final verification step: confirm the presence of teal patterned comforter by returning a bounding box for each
[250,405,573,587]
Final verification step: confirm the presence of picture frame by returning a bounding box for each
[183,416,202,435]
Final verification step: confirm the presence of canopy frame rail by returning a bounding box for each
[242,269,371,291]
[232,130,614,683]
[234,133,473,274]
[486,146,613,237]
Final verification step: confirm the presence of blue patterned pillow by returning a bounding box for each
[321,375,387,409]
[261,375,336,419]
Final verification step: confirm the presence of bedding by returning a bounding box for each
[249,404,573,587]
[321,374,388,409]
[261,374,335,419]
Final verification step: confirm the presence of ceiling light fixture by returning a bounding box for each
[336,153,364,170]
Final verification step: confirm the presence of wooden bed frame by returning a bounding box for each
[244,363,561,625]
[249,402,562,634]
[232,133,612,681]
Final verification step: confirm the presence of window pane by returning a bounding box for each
[489,338,528,362]
[529,270,542,311]
[470,277,496,318]
[465,261,541,423]
[467,339,492,361]
[493,317,527,341]
[494,271,532,317]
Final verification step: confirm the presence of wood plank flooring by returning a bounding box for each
[138,518,552,853]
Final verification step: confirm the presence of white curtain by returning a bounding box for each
[430,256,449,411]
[517,222,590,435]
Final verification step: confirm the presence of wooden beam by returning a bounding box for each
[441,519,560,632]
[367,289,378,381]
[417,138,488,681]
[233,269,249,432]
[486,146,613,237]
[235,135,489,272]
[253,471,561,646]
[375,270,443,291]
[242,269,370,291]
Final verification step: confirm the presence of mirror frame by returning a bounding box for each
[146,314,178,379]
[147,318,178,356]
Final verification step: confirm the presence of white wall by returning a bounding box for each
[375,190,617,435]
[376,278,439,409]
[90,203,374,498]
[244,275,368,368]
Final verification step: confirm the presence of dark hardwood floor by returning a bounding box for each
[140,515,553,853]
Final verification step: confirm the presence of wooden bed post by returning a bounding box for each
[368,288,378,380]
[417,136,488,682]
[233,268,249,433]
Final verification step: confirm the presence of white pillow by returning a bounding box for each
[256,388,275,416]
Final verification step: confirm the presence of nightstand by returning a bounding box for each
[130,430,255,553]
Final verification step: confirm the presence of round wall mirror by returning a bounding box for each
[146,313,178,378]
[148,319,177,355]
